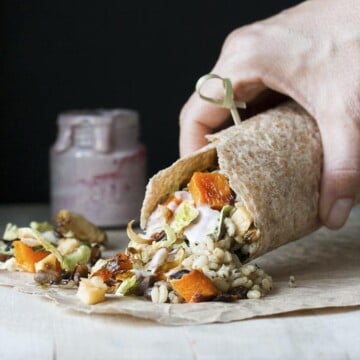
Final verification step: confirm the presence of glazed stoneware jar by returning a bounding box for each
[50,109,146,227]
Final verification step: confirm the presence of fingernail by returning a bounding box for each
[326,198,354,229]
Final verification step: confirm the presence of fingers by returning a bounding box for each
[318,114,360,229]
[179,27,269,157]
[179,87,231,156]
[179,71,266,157]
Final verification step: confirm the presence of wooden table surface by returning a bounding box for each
[0,204,359,360]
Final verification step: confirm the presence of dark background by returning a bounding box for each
[0,0,301,203]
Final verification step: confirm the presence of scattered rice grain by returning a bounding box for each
[246,279,253,288]
[208,254,219,263]
[213,248,225,261]
[232,277,248,287]
[288,275,296,288]
[223,251,232,264]
[158,284,168,303]
[218,264,230,278]
[213,278,230,293]
[262,278,272,291]
[242,264,256,276]
[150,286,159,303]
[192,255,208,269]
[247,289,261,299]
[168,291,181,304]
[209,262,219,270]
[206,237,215,251]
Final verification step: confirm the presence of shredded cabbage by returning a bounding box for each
[115,275,137,296]
[30,221,54,233]
[0,240,13,256]
[215,205,234,240]
[153,224,177,250]
[4,222,58,246]
[62,245,91,272]
[31,229,90,272]
[127,220,152,244]
[171,201,199,234]
[3,223,18,241]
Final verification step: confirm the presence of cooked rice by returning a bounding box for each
[128,213,272,304]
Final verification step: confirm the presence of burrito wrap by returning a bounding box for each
[141,101,322,260]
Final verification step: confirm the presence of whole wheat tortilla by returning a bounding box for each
[140,101,322,260]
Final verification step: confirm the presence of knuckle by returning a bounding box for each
[221,24,265,58]
[329,167,360,180]
[217,27,265,81]
[343,98,360,128]
[222,28,243,51]
[326,165,360,196]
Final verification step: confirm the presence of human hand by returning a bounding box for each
[179,0,360,229]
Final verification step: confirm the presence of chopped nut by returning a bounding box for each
[231,206,253,236]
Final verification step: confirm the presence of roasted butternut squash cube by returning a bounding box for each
[188,172,233,210]
[13,241,50,273]
[170,269,219,303]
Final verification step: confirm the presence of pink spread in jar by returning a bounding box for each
[50,109,146,227]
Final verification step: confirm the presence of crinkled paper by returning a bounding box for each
[0,209,359,325]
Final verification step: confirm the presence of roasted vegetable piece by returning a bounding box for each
[13,241,50,273]
[73,264,90,285]
[34,253,62,273]
[188,172,234,210]
[92,253,133,285]
[170,269,219,303]
[77,276,107,305]
[55,209,107,244]
[34,269,62,285]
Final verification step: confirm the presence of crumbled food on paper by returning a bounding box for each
[1,172,274,307]
[0,210,104,288]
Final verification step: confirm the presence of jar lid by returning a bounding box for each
[58,109,139,128]
[54,109,139,152]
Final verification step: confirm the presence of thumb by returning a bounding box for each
[318,114,360,229]
[179,73,265,157]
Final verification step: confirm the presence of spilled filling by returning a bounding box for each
[90,170,272,304]
[0,210,105,288]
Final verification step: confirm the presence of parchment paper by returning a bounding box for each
[0,208,359,326]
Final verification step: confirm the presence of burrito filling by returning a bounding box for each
[91,171,272,304]
[0,173,272,305]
